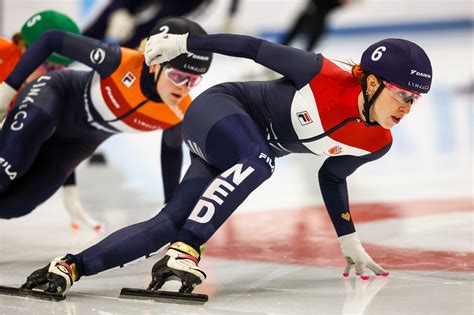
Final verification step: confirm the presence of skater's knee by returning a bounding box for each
[239,151,275,181]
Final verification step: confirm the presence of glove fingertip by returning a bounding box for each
[342,272,349,277]
[360,275,369,280]
[377,272,390,277]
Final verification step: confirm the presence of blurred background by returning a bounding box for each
[0,0,472,227]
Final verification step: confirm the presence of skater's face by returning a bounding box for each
[361,75,416,129]
[151,65,199,106]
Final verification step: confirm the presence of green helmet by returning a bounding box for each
[20,10,80,66]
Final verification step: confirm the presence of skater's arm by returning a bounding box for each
[318,143,391,237]
[319,144,392,278]
[187,34,322,89]
[145,32,322,90]
[5,30,122,89]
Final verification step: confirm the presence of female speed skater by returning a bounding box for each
[16,31,431,295]
[0,17,212,229]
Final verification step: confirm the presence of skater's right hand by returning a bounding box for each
[145,33,188,67]
[21,256,79,295]
[338,232,389,280]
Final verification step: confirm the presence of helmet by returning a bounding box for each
[21,10,81,66]
[360,38,432,94]
[148,17,213,75]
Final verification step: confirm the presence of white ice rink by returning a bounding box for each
[1,1,473,314]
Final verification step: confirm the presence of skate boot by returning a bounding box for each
[21,255,80,295]
[147,242,206,293]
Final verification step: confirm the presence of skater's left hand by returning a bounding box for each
[338,232,389,280]
[145,33,188,66]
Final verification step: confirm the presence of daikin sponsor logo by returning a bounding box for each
[186,52,210,61]
[410,69,431,78]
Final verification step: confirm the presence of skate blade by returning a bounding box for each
[119,287,208,304]
[0,285,65,301]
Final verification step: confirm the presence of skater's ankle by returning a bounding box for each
[63,254,83,280]
[169,242,201,261]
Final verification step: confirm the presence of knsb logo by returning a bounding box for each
[121,72,136,88]
[341,212,351,221]
[189,164,255,224]
[0,157,17,180]
[297,111,312,126]
[328,145,342,155]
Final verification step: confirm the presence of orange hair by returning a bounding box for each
[351,64,365,81]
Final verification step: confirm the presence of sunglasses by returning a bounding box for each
[164,67,202,88]
[383,81,421,105]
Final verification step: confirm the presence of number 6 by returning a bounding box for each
[371,46,386,61]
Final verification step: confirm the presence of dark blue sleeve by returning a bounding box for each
[318,143,392,237]
[5,30,122,90]
[187,34,322,89]
[161,123,183,203]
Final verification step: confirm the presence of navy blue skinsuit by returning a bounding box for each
[60,34,393,278]
[0,31,186,218]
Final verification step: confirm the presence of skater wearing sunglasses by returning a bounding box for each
[11,27,431,298]
[0,17,212,220]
